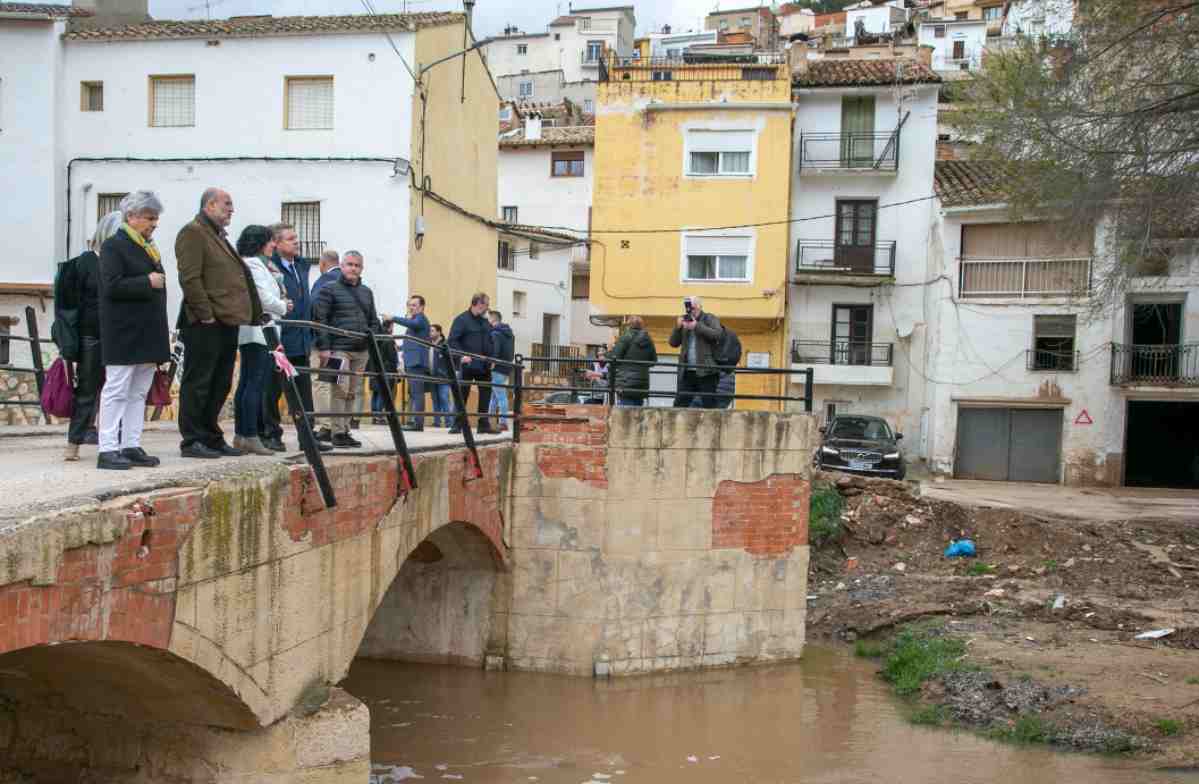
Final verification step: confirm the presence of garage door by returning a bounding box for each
[1125,401,1199,488]
[955,407,1062,483]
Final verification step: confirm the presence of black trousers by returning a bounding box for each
[406,369,426,427]
[454,371,491,430]
[261,354,313,441]
[673,371,720,409]
[178,323,239,449]
[68,336,103,445]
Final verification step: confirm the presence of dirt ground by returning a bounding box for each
[806,471,1199,769]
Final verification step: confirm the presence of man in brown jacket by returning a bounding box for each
[175,187,262,459]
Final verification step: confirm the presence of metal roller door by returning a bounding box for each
[955,407,1062,483]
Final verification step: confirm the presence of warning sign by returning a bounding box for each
[1074,409,1093,425]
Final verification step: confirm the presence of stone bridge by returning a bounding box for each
[0,407,815,783]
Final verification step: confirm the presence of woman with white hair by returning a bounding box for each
[95,190,171,471]
[62,210,123,462]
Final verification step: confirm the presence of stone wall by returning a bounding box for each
[498,405,816,676]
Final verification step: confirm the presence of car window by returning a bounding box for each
[830,417,891,440]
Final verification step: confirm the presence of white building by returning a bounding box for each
[484,5,636,107]
[1001,0,1074,39]
[0,7,498,337]
[779,7,816,40]
[927,161,1199,489]
[645,29,719,58]
[917,17,987,72]
[845,0,909,43]
[788,55,941,448]
[497,115,610,358]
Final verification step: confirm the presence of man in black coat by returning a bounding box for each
[311,251,379,448]
[259,223,312,452]
[447,292,495,434]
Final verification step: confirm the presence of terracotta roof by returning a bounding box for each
[549,15,577,26]
[500,125,595,148]
[63,11,461,41]
[934,160,1010,207]
[793,59,942,87]
[0,2,92,16]
[498,223,583,244]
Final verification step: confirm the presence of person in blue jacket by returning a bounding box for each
[392,294,431,431]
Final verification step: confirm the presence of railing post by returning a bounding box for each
[512,353,524,444]
[607,356,618,407]
[264,327,337,509]
[365,334,418,494]
[442,342,484,480]
[24,306,46,424]
[803,367,814,413]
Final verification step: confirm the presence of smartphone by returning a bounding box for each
[683,297,694,322]
[319,356,345,382]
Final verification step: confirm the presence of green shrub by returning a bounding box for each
[1156,719,1182,737]
[1011,716,1050,744]
[966,562,994,577]
[881,627,967,696]
[854,639,885,659]
[910,704,949,726]
[1186,676,1199,686]
[809,482,844,547]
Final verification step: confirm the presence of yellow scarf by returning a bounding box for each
[123,223,161,263]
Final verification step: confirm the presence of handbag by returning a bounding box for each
[40,358,75,419]
[147,368,173,407]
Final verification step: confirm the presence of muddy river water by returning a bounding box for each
[344,646,1185,784]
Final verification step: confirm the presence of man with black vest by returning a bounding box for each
[448,292,495,434]
[311,251,379,448]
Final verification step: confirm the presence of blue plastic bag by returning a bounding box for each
[944,539,976,558]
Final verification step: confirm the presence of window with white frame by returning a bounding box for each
[502,205,518,223]
[81,81,103,112]
[512,290,527,317]
[285,76,334,130]
[98,193,127,219]
[149,75,195,127]
[682,231,753,282]
[517,43,528,54]
[519,80,534,98]
[583,98,594,114]
[685,129,755,177]
[498,240,515,271]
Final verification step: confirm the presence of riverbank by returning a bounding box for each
[805,471,1199,770]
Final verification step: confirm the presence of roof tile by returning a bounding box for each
[62,11,461,41]
[793,59,941,87]
[500,125,595,149]
[934,160,1009,207]
[0,2,92,17]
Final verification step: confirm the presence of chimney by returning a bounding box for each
[916,43,933,68]
[526,113,543,142]
[662,24,672,34]
[789,40,811,74]
[69,0,151,30]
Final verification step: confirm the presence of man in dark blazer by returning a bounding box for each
[175,187,262,459]
[392,294,431,432]
[259,222,317,452]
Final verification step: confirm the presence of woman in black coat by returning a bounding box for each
[95,190,170,471]
[62,210,124,461]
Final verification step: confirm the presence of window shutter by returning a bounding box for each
[687,130,754,153]
[685,233,751,257]
[287,77,334,130]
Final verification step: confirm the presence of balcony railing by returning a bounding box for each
[959,257,1091,298]
[582,51,603,67]
[798,129,900,172]
[1027,349,1079,372]
[1110,343,1199,386]
[792,340,893,367]
[599,53,787,83]
[795,239,897,277]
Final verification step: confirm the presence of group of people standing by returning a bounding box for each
[57,186,523,471]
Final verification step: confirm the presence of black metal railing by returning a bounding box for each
[299,240,326,260]
[1027,349,1079,372]
[1110,343,1199,386]
[0,306,47,420]
[600,53,788,83]
[795,239,897,276]
[798,128,901,172]
[791,340,893,367]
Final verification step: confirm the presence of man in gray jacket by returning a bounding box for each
[668,296,722,409]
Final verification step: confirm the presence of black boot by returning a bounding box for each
[97,451,132,470]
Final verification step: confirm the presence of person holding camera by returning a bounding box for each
[669,296,722,409]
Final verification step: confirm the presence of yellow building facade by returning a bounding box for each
[590,58,794,409]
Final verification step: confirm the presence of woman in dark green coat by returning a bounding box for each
[609,316,658,407]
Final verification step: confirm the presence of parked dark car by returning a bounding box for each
[816,415,906,479]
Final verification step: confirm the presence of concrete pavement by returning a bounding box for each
[0,423,510,529]
[920,478,1199,522]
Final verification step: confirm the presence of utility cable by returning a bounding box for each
[358,0,419,83]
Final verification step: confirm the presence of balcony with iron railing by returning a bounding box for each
[798,128,901,173]
[599,53,788,83]
[1110,343,1199,387]
[958,257,1091,298]
[794,239,897,282]
[790,339,895,386]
